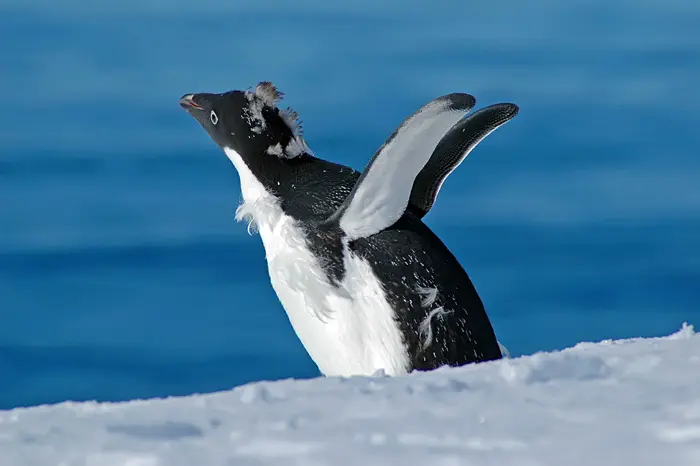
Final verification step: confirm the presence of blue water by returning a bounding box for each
[1,0,699,409]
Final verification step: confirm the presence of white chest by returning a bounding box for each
[224,148,410,377]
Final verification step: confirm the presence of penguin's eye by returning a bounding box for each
[210,111,218,125]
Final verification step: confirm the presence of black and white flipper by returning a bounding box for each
[409,103,519,218]
[329,93,476,240]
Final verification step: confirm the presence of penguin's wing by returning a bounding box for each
[327,93,476,240]
[409,103,519,218]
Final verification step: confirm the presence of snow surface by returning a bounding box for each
[2,325,699,466]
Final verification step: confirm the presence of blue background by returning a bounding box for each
[1,0,699,409]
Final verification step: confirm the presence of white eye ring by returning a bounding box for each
[210,111,218,125]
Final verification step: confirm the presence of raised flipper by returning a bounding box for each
[409,103,519,218]
[328,93,476,240]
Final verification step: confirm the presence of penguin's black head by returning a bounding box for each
[179,81,312,162]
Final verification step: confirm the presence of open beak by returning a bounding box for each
[179,94,204,111]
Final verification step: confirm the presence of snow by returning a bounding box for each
[2,325,699,466]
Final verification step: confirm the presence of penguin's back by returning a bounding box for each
[349,212,503,370]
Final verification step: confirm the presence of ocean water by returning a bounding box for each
[1,0,699,409]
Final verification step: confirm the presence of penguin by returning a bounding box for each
[180,82,519,377]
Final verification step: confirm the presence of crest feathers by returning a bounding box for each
[255,81,284,106]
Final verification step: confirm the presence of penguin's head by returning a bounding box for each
[180,81,313,164]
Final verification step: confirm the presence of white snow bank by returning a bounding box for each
[2,325,699,466]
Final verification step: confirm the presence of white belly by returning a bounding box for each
[225,147,410,377]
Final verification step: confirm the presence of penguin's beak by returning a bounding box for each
[179,94,204,111]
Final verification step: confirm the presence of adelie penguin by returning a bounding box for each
[180,82,519,377]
